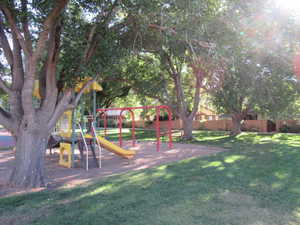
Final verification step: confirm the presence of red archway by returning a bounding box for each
[96,105,173,152]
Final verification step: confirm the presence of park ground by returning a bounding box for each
[0,130,299,225]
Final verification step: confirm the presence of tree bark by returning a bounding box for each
[231,113,243,136]
[181,117,194,140]
[9,126,49,188]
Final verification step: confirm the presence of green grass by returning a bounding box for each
[1,131,300,225]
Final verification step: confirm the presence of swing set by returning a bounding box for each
[97,105,173,152]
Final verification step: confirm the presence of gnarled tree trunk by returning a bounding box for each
[181,117,194,140]
[9,126,50,187]
[231,113,243,136]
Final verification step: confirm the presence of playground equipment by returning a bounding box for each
[97,105,173,152]
[57,77,102,168]
[85,133,135,159]
[77,122,103,171]
[34,77,135,169]
[58,111,73,168]
[78,121,135,170]
[57,109,135,169]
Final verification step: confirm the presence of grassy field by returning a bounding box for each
[0,131,299,225]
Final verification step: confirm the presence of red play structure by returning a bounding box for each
[96,105,173,152]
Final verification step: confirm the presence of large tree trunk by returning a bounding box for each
[182,117,194,140]
[9,127,49,188]
[231,114,243,136]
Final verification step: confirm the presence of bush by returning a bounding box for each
[153,113,173,121]
[145,120,153,127]
[279,124,300,133]
[98,119,119,128]
[198,124,208,130]
[279,125,291,133]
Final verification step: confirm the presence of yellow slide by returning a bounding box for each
[85,134,136,159]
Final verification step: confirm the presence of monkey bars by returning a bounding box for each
[96,105,173,152]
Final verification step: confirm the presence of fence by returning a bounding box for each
[275,120,298,132]
[140,119,270,132]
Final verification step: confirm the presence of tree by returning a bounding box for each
[208,0,300,135]
[119,0,225,140]
[0,0,132,187]
[210,47,299,135]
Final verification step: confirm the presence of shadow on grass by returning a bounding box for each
[0,133,299,225]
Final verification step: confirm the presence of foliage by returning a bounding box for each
[279,124,300,133]
[209,0,300,120]
[211,51,299,118]
[114,0,228,139]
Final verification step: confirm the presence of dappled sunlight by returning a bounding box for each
[271,182,284,190]
[202,160,223,168]
[274,171,290,179]
[216,166,225,171]
[259,137,273,142]
[195,135,228,142]
[236,133,267,144]
[249,179,260,187]
[83,184,116,197]
[127,172,149,183]
[272,133,290,140]
[293,207,300,220]
[284,143,300,147]
[224,155,246,163]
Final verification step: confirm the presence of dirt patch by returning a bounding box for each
[0,141,226,197]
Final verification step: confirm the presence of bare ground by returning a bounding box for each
[0,141,226,197]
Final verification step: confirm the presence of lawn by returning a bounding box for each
[0,131,299,225]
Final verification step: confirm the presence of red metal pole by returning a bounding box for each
[165,106,173,149]
[96,105,172,151]
[104,111,107,137]
[156,107,160,152]
[129,109,136,147]
[119,110,124,147]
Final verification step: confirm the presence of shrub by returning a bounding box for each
[98,119,118,128]
[279,125,291,133]
[279,124,300,133]
[145,120,153,127]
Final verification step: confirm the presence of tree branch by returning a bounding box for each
[47,89,73,129]
[0,19,13,66]
[22,0,69,118]
[164,51,177,77]
[21,0,32,53]
[32,0,69,63]
[83,24,98,63]
[189,77,201,120]
[47,76,98,129]
[0,106,16,133]
[11,36,24,91]
[41,20,62,102]
[0,3,31,56]
[0,76,12,95]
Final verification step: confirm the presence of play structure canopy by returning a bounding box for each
[33,77,102,99]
